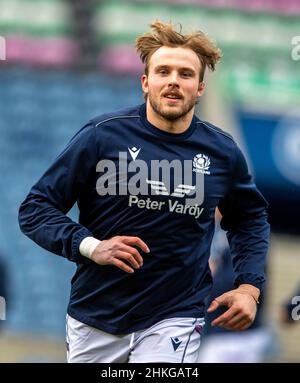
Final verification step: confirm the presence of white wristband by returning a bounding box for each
[79,237,101,259]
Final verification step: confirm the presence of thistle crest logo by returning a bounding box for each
[193,154,210,175]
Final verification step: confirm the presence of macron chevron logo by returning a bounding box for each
[171,337,182,351]
[146,179,195,197]
[128,147,141,161]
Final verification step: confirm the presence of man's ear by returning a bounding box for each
[197,82,205,97]
[141,74,149,94]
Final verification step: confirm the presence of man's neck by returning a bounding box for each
[146,103,194,134]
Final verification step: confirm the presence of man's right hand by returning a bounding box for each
[90,236,150,273]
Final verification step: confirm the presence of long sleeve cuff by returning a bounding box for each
[79,237,101,259]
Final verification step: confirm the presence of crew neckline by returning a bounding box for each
[139,103,197,141]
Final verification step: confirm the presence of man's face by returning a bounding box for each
[141,46,205,122]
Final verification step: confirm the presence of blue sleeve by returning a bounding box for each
[218,144,270,291]
[18,123,97,263]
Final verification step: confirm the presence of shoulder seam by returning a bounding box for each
[94,115,140,127]
[196,121,234,142]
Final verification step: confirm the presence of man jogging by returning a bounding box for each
[19,21,269,363]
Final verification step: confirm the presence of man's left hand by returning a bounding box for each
[207,285,259,331]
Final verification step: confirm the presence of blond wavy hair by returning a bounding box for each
[135,21,222,81]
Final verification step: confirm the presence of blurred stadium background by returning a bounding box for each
[0,0,299,362]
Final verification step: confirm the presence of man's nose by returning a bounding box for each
[168,73,179,88]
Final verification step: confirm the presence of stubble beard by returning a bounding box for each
[148,91,197,122]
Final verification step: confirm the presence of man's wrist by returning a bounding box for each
[237,284,260,304]
[79,237,101,259]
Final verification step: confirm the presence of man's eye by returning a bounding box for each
[182,72,191,77]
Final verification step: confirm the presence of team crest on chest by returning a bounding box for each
[193,154,211,175]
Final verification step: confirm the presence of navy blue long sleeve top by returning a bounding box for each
[18,104,270,334]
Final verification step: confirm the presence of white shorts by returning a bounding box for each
[66,314,205,363]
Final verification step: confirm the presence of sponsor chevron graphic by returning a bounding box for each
[146,179,169,195]
[146,179,195,197]
[172,184,196,197]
